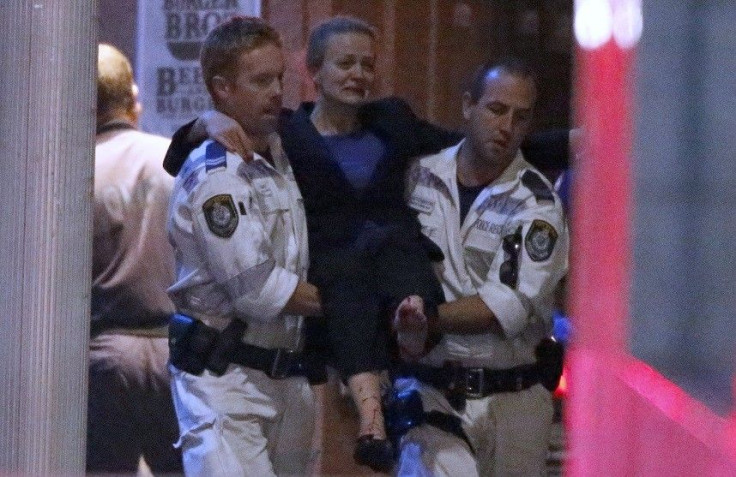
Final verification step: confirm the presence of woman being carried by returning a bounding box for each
[282,17,444,471]
[197,17,447,472]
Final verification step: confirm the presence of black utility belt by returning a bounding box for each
[168,313,327,384]
[395,339,564,412]
[90,316,171,338]
[395,361,542,399]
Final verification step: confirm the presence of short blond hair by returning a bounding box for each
[97,43,135,125]
[200,16,282,99]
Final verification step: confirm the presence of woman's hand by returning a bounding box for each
[199,110,254,161]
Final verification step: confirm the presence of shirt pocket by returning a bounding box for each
[463,226,502,280]
[253,180,290,234]
[253,179,286,214]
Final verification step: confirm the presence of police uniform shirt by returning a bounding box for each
[406,141,569,370]
[167,135,309,351]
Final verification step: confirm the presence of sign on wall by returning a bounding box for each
[136,0,261,137]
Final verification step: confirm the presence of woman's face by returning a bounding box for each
[313,32,376,108]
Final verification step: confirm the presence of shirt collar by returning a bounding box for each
[96,119,135,136]
[432,140,529,197]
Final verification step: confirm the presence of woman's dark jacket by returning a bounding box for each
[282,99,460,252]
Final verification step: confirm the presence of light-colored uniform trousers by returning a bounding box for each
[171,365,314,476]
[167,137,314,476]
[398,142,569,476]
[395,378,552,477]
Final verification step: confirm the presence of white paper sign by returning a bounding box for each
[136,0,261,137]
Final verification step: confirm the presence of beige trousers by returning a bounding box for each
[171,364,315,476]
[395,379,553,477]
[87,333,182,473]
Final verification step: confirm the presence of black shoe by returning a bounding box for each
[354,435,394,473]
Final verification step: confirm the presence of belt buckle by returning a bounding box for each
[465,367,485,399]
[269,348,296,379]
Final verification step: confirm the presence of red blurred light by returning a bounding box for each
[554,366,569,399]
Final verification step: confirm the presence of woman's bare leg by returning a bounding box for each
[348,372,386,439]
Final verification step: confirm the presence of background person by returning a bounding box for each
[88,43,182,473]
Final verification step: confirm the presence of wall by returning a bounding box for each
[264,0,573,131]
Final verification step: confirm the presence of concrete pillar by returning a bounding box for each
[0,1,96,474]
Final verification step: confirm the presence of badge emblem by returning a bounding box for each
[524,220,558,262]
[202,194,238,238]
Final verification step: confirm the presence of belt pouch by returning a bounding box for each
[443,360,467,411]
[535,338,564,391]
[169,313,219,375]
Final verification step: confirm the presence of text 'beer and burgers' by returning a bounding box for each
[157,1,244,116]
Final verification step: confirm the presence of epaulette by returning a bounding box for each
[410,165,452,200]
[204,141,227,172]
[521,170,555,203]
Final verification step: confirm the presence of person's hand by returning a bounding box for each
[569,127,582,149]
[201,110,254,161]
[569,127,586,163]
[393,295,428,361]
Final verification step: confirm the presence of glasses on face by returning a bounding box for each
[499,225,522,288]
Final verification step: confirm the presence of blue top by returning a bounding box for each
[323,129,386,192]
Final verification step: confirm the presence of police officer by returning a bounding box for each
[395,58,569,476]
[166,17,323,476]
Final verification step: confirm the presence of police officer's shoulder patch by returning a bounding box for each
[202,194,238,238]
[524,219,558,262]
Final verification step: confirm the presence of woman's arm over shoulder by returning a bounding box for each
[163,119,204,176]
[364,97,463,155]
[521,128,570,171]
